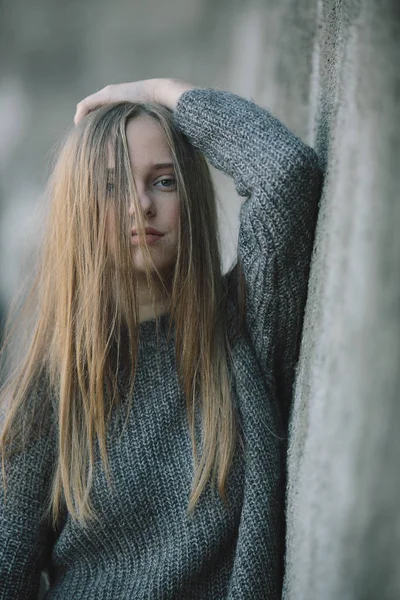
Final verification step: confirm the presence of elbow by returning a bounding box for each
[297,144,323,187]
[289,144,324,205]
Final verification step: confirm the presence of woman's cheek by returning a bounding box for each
[104,209,118,256]
[167,197,181,230]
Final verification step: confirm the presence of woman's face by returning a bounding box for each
[109,114,180,276]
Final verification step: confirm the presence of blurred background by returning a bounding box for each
[1,0,400,599]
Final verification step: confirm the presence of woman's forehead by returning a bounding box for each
[107,115,173,174]
[126,116,172,170]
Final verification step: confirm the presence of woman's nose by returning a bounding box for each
[128,192,156,218]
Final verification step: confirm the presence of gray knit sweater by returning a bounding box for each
[0,89,322,599]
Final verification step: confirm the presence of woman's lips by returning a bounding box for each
[130,233,164,245]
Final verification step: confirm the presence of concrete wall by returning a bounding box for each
[284,1,400,598]
[1,0,399,598]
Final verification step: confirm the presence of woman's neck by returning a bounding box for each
[137,296,170,323]
[135,272,172,323]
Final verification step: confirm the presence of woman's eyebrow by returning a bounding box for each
[107,163,174,178]
[151,162,175,170]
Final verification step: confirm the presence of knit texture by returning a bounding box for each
[0,89,322,599]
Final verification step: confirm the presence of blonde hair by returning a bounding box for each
[0,101,245,528]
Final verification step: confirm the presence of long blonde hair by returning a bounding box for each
[0,101,245,528]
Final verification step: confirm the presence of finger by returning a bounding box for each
[74,87,111,125]
[74,95,102,125]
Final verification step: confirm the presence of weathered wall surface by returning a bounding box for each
[0,0,399,598]
[284,1,400,599]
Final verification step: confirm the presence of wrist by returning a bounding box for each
[154,78,197,111]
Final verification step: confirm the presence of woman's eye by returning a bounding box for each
[155,177,176,189]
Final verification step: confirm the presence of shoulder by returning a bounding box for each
[222,261,247,348]
[1,372,56,460]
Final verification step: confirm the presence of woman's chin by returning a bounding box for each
[131,251,176,276]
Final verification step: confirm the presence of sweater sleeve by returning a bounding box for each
[173,88,323,425]
[0,427,56,600]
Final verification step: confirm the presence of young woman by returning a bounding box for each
[0,78,322,599]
